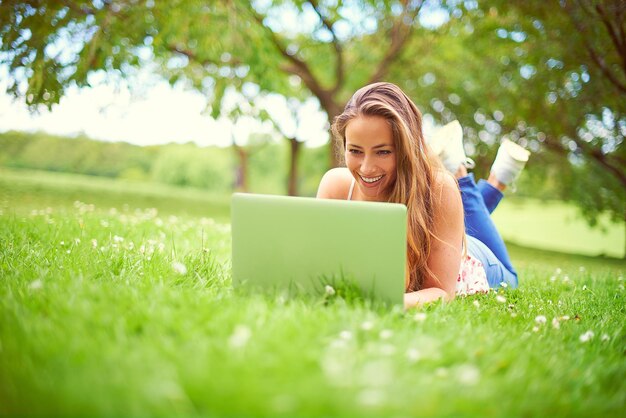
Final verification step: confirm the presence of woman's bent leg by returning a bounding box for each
[458,173,517,287]
[477,179,502,214]
[466,235,518,288]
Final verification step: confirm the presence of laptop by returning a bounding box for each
[231,193,407,305]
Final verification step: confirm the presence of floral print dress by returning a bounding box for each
[456,254,490,296]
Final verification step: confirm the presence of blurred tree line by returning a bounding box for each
[0,130,328,196]
[0,128,563,202]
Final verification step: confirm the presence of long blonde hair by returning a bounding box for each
[332,82,443,291]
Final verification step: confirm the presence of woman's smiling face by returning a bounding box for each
[344,115,397,201]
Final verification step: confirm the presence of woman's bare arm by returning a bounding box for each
[404,172,464,308]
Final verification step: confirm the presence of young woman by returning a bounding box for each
[316,82,530,309]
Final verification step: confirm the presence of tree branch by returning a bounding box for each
[594,1,626,74]
[545,130,626,190]
[307,0,344,94]
[573,0,596,18]
[367,0,422,84]
[61,0,98,16]
[585,42,626,93]
[244,5,338,116]
[566,0,626,93]
[584,144,626,188]
[167,43,241,68]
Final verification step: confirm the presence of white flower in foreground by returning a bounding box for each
[113,235,124,243]
[361,321,374,331]
[495,295,506,303]
[535,315,547,325]
[379,329,393,340]
[413,312,427,322]
[172,261,187,275]
[325,285,336,296]
[601,334,610,342]
[551,317,560,329]
[29,279,43,290]
[228,325,252,348]
[457,364,480,386]
[579,330,594,343]
[500,282,508,288]
[473,300,480,308]
[406,348,421,363]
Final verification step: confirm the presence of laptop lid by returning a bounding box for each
[231,193,407,305]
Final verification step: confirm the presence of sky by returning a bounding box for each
[0,70,330,148]
[0,72,442,149]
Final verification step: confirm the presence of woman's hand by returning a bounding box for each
[404,287,451,309]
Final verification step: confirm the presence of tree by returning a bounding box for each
[2,0,624,247]
[260,96,322,196]
[1,0,431,168]
[383,0,624,254]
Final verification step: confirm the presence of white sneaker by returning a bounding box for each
[428,120,474,174]
[490,139,531,186]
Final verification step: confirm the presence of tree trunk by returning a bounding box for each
[324,101,344,169]
[233,144,248,192]
[287,137,301,196]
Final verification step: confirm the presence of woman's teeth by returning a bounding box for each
[360,174,383,183]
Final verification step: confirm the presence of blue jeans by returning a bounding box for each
[458,174,518,288]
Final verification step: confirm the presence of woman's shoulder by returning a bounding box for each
[316,167,353,199]
[431,169,462,210]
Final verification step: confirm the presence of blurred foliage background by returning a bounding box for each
[0,0,624,241]
[0,130,328,196]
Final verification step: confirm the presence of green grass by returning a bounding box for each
[1,169,625,417]
[0,168,231,220]
[493,197,624,258]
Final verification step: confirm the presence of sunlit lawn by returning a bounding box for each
[1,168,624,417]
[493,197,624,259]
